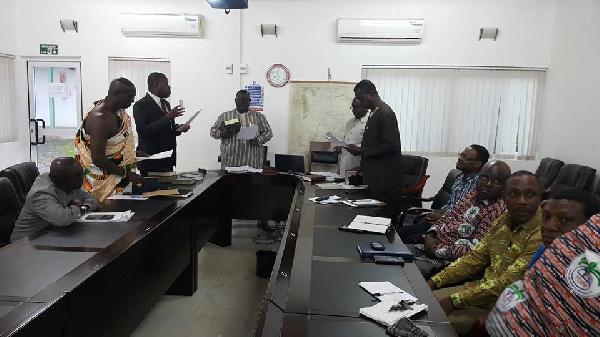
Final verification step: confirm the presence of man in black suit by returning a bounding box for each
[133,73,189,176]
[345,79,403,217]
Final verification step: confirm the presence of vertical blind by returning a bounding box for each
[108,58,171,144]
[362,67,546,159]
[0,55,16,143]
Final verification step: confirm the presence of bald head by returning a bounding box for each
[49,157,84,192]
[476,160,511,201]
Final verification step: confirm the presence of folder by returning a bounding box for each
[357,242,414,260]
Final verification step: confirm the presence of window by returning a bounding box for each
[108,57,171,143]
[0,54,16,143]
[362,66,546,159]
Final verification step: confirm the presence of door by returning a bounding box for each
[27,61,82,172]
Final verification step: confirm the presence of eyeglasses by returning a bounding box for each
[458,152,479,161]
[236,98,251,103]
[479,175,504,186]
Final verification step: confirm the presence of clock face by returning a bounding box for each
[267,64,290,87]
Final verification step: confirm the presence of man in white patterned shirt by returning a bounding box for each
[337,98,368,175]
[210,90,273,169]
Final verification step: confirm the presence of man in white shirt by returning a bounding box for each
[337,98,368,174]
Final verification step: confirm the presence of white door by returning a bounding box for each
[27,61,82,172]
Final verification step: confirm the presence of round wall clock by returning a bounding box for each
[266,64,290,87]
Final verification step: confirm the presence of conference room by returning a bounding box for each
[0,0,598,336]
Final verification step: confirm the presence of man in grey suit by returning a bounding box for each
[345,80,403,216]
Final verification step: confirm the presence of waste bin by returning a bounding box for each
[255,250,277,278]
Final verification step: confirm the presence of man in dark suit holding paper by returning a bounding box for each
[133,72,190,176]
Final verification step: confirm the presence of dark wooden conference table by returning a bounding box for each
[0,171,455,337]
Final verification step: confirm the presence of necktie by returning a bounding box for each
[160,99,168,115]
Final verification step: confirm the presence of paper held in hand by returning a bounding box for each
[324,132,348,147]
[136,150,173,161]
[237,125,259,140]
[176,109,202,132]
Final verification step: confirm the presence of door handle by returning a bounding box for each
[29,119,46,145]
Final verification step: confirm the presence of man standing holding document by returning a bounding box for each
[133,72,190,176]
[210,90,273,169]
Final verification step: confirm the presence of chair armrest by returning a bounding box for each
[402,175,430,194]
[395,207,433,229]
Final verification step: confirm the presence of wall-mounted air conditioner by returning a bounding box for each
[337,18,424,44]
[121,13,203,38]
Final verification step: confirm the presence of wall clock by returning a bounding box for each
[266,64,290,87]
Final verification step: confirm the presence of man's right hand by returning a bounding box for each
[126,172,142,185]
[426,211,443,223]
[426,279,437,290]
[423,233,439,258]
[166,105,185,119]
[220,129,234,139]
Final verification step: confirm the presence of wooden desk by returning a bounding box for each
[255,185,457,336]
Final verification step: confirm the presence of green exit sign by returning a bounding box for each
[40,44,58,55]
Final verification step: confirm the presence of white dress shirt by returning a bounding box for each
[339,115,368,174]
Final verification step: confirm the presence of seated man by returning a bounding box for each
[398,144,489,242]
[408,160,509,278]
[10,158,100,241]
[426,171,543,335]
[485,189,600,336]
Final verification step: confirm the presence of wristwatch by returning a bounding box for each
[80,205,90,215]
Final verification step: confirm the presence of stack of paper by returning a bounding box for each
[225,166,263,173]
[359,281,427,326]
[308,195,342,204]
[77,210,135,223]
[347,215,391,234]
[341,199,385,208]
[107,194,148,201]
[316,182,368,190]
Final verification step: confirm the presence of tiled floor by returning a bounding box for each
[132,221,280,337]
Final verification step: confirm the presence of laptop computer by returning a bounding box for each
[275,154,306,174]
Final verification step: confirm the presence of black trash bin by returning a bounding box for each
[255,250,277,278]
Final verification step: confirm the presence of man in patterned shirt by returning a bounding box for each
[210,90,273,169]
[485,195,600,336]
[398,145,489,242]
[426,171,543,335]
[408,160,509,278]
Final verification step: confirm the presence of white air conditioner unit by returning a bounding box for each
[121,13,203,38]
[337,18,424,44]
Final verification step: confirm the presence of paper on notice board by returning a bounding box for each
[137,150,173,161]
[324,132,348,147]
[176,110,202,132]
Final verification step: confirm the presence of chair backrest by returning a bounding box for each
[593,179,600,200]
[0,162,39,204]
[0,168,26,204]
[552,164,596,192]
[431,169,463,210]
[401,155,429,190]
[308,141,338,172]
[535,157,564,189]
[0,177,22,246]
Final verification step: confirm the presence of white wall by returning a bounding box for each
[2,0,555,194]
[539,0,600,176]
[241,0,553,195]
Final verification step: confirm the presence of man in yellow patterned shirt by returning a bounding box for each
[426,171,543,335]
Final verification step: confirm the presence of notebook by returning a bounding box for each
[357,242,414,260]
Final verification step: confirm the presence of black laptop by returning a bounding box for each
[275,154,306,174]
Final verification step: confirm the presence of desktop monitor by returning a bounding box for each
[275,154,306,174]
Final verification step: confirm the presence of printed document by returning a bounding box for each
[176,110,202,132]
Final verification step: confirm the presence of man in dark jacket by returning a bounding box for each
[345,80,403,216]
[133,72,189,176]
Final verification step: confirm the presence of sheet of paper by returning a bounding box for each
[107,194,148,201]
[347,222,388,234]
[359,301,428,326]
[316,182,368,190]
[225,165,263,173]
[354,215,391,226]
[324,132,348,147]
[176,109,202,131]
[237,125,259,140]
[309,171,343,179]
[77,211,135,223]
[137,150,173,161]
[308,195,342,204]
[359,282,405,296]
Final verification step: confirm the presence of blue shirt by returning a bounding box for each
[441,173,478,214]
[528,245,546,269]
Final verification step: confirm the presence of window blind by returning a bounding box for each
[0,55,16,143]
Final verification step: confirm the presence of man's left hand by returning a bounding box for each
[439,296,456,315]
[344,144,365,156]
[178,125,190,133]
[248,138,260,145]
[423,233,439,258]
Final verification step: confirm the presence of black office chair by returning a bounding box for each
[0,177,22,247]
[0,162,39,205]
[395,168,462,229]
[593,180,600,204]
[308,141,338,173]
[535,157,564,190]
[548,164,596,195]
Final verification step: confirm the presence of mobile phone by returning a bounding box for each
[85,214,114,220]
[370,242,385,251]
[374,256,405,265]
[178,99,184,108]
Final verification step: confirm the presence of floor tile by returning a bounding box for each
[180,308,259,337]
